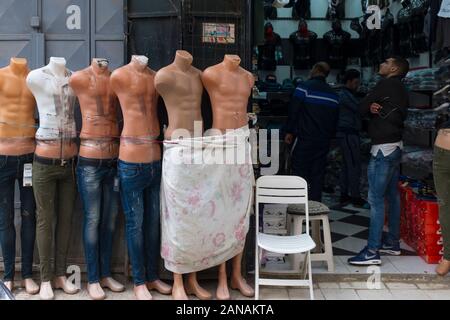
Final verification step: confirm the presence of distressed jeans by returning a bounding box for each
[367,148,402,251]
[118,160,162,286]
[0,154,36,281]
[76,157,119,284]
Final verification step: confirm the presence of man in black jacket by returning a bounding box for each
[349,56,410,266]
[285,62,339,201]
[337,69,368,208]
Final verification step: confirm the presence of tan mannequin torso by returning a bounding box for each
[435,129,450,150]
[70,59,119,159]
[111,56,160,163]
[155,51,203,140]
[0,58,36,155]
[201,55,255,300]
[202,55,254,132]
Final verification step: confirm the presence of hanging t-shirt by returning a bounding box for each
[438,0,450,18]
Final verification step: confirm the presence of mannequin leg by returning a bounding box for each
[185,272,212,300]
[216,263,230,300]
[172,273,188,300]
[230,252,254,297]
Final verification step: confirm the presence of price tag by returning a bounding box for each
[23,163,33,187]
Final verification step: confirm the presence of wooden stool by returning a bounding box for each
[288,201,335,272]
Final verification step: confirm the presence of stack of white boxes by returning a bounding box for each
[262,204,288,266]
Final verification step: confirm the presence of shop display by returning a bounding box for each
[202,54,255,299]
[323,20,351,70]
[291,0,311,19]
[111,55,171,301]
[26,57,79,300]
[69,58,123,300]
[156,50,211,301]
[0,58,38,295]
[289,19,318,70]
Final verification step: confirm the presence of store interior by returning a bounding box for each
[251,0,450,273]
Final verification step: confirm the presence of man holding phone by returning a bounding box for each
[348,57,410,265]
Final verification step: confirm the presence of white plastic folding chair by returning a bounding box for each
[255,175,316,300]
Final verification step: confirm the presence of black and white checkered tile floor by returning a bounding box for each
[323,194,417,257]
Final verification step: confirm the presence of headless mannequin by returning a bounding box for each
[258,23,283,71]
[69,58,119,160]
[26,57,78,299]
[155,50,210,301]
[202,55,255,300]
[111,56,171,300]
[0,58,39,294]
[0,58,36,155]
[69,59,124,300]
[26,57,78,160]
[110,55,160,163]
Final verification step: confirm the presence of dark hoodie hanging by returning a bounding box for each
[258,22,283,71]
[323,20,352,70]
[264,0,278,20]
[289,19,318,69]
[290,0,312,19]
[410,0,429,54]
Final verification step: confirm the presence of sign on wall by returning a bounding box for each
[202,23,236,44]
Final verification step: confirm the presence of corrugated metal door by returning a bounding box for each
[0,0,125,70]
[127,0,181,70]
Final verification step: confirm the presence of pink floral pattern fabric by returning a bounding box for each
[161,126,254,274]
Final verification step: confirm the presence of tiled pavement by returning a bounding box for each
[11,278,450,300]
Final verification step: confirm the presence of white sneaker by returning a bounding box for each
[39,281,55,300]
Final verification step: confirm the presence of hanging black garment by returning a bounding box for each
[381,9,395,60]
[410,0,429,54]
[326,0,346,20]
[264,0,278,20]
[323,26,352,70]
[258,24,283,71]
[291,0,312,19]
[289,29,318,69]
[397,7,415,57]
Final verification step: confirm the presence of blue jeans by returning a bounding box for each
[118,160,162,286]
[76,157,119,284]
[367,148,402,251]
[0,154,36,281]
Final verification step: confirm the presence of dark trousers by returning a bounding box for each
[0,154,36,281]
[434,146,450,260]
[291,139,330,202]
[337,132,362,198]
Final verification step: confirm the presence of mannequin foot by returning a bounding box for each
[134,284,153,300]
[4,281,13,292]
[172,285,189,300]
[231,276,255,297]
[436,259,450,276]
[39,281,54,300]
[53,276,79,294]
[146,280,172,295]
[216,283,231,300]
[23,278,39,295]
[185,280,212,300]
[88,283,106,300]
[100,277,125,292]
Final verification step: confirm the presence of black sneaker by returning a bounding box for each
[340,194,351,205]
[351,197,370,209]
[379,242,401,256]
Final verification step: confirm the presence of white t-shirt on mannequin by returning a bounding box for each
[26,57,77,140]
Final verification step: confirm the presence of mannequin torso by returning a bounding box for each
[26,57,78,159]
[155,51,203,140]
[202,55,254,132]
[70,59,119,159]
[110,56,160,163]
[0,58,36,155]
